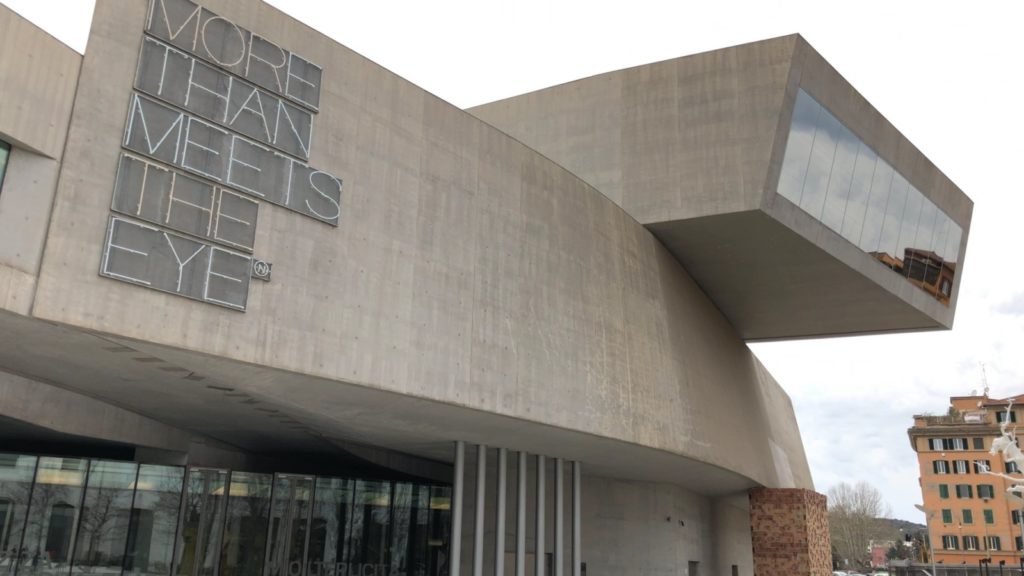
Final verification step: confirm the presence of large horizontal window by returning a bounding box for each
[778,89,962,305]
[0,453,450,576]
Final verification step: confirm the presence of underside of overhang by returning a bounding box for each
[0,309,759,496]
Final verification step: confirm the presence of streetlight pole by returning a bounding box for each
[917,504,939,576]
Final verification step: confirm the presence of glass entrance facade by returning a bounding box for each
[0,454,450,576]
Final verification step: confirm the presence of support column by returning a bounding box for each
[473,445,486,576]
[495,448,507,576]
[535,455,546,576]
[449,441,465,576]
[516,452,527,576]
[749,488,830,576]
[555,459,564,576]
[572,461,581,576]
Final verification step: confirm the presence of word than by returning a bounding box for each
[113,153,258,252]
[101,216,252,310]
[124,93,341,225]
[137,36,312,160]
[147,0,322,110]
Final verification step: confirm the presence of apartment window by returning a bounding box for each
[942,535,959,550]
[962,509,973,524]
[984,509,994,524]
[1007,461,1019,474]
[973,460,991,473]
[948,438,969,450]
[964,535,980,550]
[978,485,995,499]
[953,460,969,474]
[973,437,985,450]
[998,411,1017,424]
[939,484,949,499]
[941,509,953,523]
[0,140,9,195]
[1017,536,1023,551]
[985,535,1001,551]
[956,484,973,498]
[1014,510,1022,524]
[934,460,950,474]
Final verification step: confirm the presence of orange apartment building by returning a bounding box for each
[910,394,1024,563]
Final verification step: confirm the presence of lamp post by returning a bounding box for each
[917,504,939,576]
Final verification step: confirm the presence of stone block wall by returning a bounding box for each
[749,488,831,576]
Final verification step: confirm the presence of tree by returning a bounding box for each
[828,481,895,568]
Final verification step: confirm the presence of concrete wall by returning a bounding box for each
[452,447,754,576]
[27,0,812,493]
[470,37,796,225]
[0,5,81,315]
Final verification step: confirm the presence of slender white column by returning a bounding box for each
[535,455,546,576]
[516,452,527,576]
[450,441,465,576]
[555,458,564,576]
[572,461,581,576]
[495,448,508,576]
[473,445,487,576]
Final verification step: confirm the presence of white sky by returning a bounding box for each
[6,0,1024,522]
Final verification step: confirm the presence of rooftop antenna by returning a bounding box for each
[981,362,990,398]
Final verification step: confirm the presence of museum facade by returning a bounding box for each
[0,1,972,576]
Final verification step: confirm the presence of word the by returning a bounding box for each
[113,153,258,252]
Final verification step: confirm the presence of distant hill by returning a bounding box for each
[885,518,927,533]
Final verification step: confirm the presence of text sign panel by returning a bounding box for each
[101,216,252,310]
[136,36,313,160]
[112,153,258,252]
[123,93,341,225]
[146,0,322,110]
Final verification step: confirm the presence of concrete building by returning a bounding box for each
[910,395,1024,562]
[0,1,972,576]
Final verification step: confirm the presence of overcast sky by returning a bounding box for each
[7,0,1023,522]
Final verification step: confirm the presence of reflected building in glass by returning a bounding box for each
[0,456,449,576]
[0,2,973,576]
[778,90,962,304]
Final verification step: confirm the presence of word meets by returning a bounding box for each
[137,36,312,160]
[103,217,251,310]
[147,0,322,110]
[124,93,341,225]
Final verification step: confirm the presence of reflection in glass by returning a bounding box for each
[778,88,964,305]
[72,461,139,575]
[820,121,858,232]
[349,481,390,569]
[21,457,88,576]
[858,158,893,253]
[266,476,312,576]
[0,453,452,576]
[308,478,352,576]
[799,108,841,220]
[777,91,820,206]
[125,465,184,576]
[839,143,876,244]
[174,470,227,576]
[0,454,37,575]
[0,140,9,194]
[389,484,411,576]
[219,473,271,576]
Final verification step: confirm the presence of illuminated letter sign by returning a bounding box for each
[101,0,343,311]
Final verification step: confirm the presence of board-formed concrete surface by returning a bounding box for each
[470,35,972,340]
[0,1,973,574]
